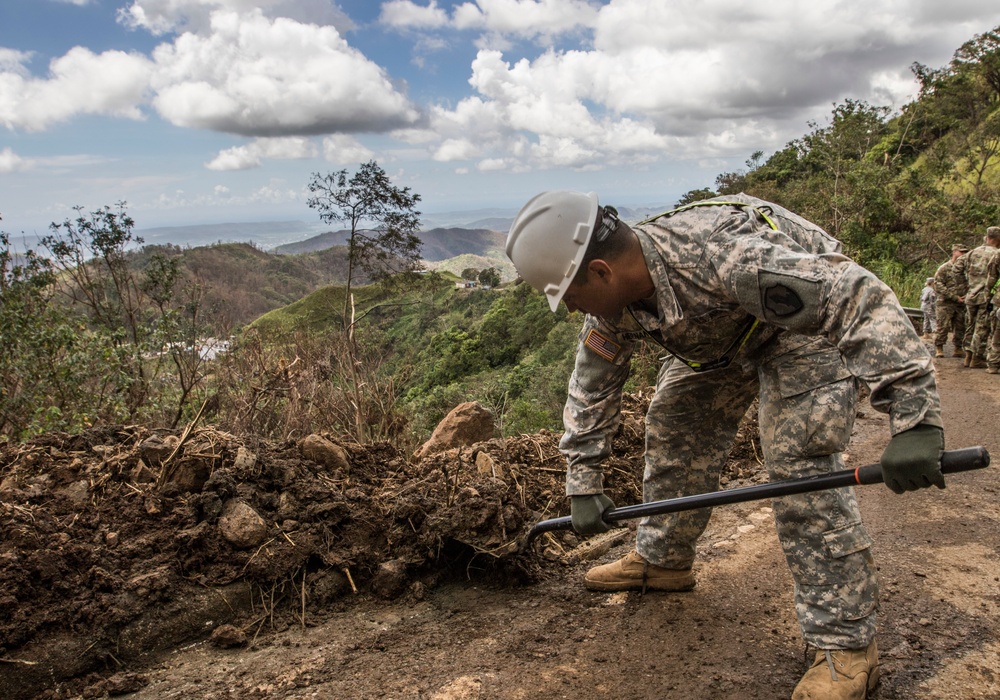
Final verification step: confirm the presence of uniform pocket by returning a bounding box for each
[760,346,858,459]
[796,522,879,622]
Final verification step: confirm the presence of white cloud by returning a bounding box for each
[0,47,152,131]
[205,137,317,171]
[321,134,375,166]
[382,0,599,42]
[0,49,32,75]
[428,49,670,170]
[421,1,1000,172]
[1,6,420,153]
[150,10,421,136]
[0,148,26,173]
[433,138,479,161]
[380,0,450,30]
[452,0,599,38]
[118,0,353,36]
[143,178,302,211]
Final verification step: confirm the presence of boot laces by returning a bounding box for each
[824,651,837,682]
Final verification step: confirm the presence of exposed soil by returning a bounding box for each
[2,349,999,700]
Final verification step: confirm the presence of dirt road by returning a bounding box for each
[106,353,1000,700]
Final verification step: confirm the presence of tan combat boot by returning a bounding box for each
[792,641,879,700]
[963,350,973,367]
[584,550,695,592]
[934,346,945,358]
[970,355,986,368]
[954,347,965,357]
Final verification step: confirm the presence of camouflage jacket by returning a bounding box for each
[953,244,1000,305]
[560,194,942,495]
[933,260,964,304]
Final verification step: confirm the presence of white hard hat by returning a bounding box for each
[505,191,600,311]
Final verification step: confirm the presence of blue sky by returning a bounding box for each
[3,1,1000,239]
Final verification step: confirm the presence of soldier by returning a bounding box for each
[920,277,936,339]
[507,192,945,700]
[987,272,1000,375]
[953,227,1000,368]
[934,244,968,358]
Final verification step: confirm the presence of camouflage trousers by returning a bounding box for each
[934,300,965,350]
[987,310,1000,371]
[637,335,878,650]
[963,303,991,358]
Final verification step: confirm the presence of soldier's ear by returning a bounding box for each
[588,259,613,282]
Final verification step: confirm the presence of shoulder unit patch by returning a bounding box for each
[763,283,804,317]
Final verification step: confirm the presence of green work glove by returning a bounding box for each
[570,494,615,535]
[880,423,946,494]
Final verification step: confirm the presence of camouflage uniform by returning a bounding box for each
[559,194,942,651]
[919,281,936,335]
[987,280,1000,372]
[933,256,965,354]
[953,243,1000,361]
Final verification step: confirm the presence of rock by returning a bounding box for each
[300,434,351,472]
[233,446,257,471]
[217,500,268,549]
[139,435,179,466]
[166,459,212,493]
[210,624,247,648]
[130,458,156,484]
[59,480,90,507]
[475,451,502,478]
[371,559,409,599]
[415,402,495,459]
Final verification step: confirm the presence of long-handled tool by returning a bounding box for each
[523,446,990,549]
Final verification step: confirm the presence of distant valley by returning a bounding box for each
[132,203,671,253]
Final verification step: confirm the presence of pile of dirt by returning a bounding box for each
[0,393,761,699]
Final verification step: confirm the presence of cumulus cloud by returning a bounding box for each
[118,0,353,36]
[422,0,1000,172]
[382,0,599,40]
[322,134,375,166]
[428,49,670,170]
[452,0,599,38]
[380,0,450,30]
[0,147,26,173]
[205,136,317,170]
[0,47,152,131]
[2,4,417,139]
[150,10,421,136]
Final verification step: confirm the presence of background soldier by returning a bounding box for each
[987,272,1000,375]
[920,277,937,339]
[934,244,969,358]
[954,227,1000,368]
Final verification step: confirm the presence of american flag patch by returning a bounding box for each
[584,328,621,362]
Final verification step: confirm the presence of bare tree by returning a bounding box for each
[306,161,423,330]
[306,161,423,442]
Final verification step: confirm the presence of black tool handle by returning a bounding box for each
[853,445,988,484]
[523,446,990,548]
